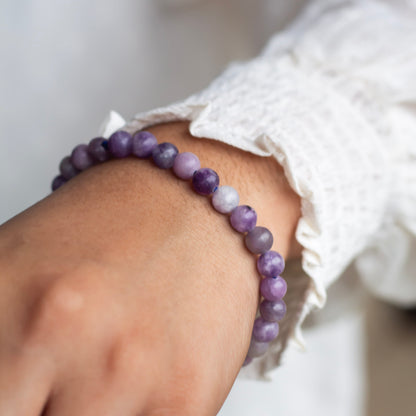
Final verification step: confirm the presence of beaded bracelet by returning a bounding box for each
[51,129,288,366]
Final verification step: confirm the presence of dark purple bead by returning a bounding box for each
[51,175,67,191]
[260,299,286,322]
[88,137,111,162]
[260,276,287,301]
[152,142,179,169]
[252,317,279,342]
[192,168,220,195]
[229,205,257,233]
[245,226,273,254]
[257,250,285,278]
[132,131,158,158]
[59,156,80,179]
[108,130,132,158]
[70,144,95,171]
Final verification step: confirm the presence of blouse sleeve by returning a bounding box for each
[101,0,416,380]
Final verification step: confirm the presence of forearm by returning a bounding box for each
[0,121,301,414]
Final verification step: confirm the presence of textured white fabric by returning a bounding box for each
[102,0,416,379]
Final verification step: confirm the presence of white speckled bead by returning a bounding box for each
[212,185,240,213]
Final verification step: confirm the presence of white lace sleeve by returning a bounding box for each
[102,0,416,379]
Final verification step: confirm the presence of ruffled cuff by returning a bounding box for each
[99,0,416,379]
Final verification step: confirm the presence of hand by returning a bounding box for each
[0,122,301,415]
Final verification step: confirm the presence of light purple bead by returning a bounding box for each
[257,250,285,278]
[173,152,201,180]
[88,137,110,162]
[260,276,287,301]
[212,185,239,214]
[252,317,279,342]
[70,144,95,171]
[229,205,257,233]
[108,130,132,158]
[245,226,273,254]
[247,338,269,358]
[51,175,67,191]
[192,168,219,195]
[260,299,286,322]
[59,156,80,179]
[152,142,179,169]
[132,131,158,158]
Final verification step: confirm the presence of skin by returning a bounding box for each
[0,122,301,415]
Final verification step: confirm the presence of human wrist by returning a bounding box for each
[142,121,302,260]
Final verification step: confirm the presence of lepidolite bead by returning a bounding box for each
[173,152,201,179]
[257,250,285,277]
[192,168,219,195]
[108,130,132,158]
[212,185,239,213]
[132,131,158,158]
[51,175,67,191]
[252,317,279,342]
[229,205,257,233]
[247,338,269,358]
[59,156,80,179]
[88,137,111,162]
[245,226,273,254]
[71,144,95,171]
[260,299,286,322]
[260,276,287,301]
[152,142,179,169]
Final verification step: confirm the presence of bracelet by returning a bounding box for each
[51,129,288,367]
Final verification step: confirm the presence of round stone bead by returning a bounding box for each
[88,137,111,162]
[257,250,285,278]
[229,205,257,233]
[51,175,67,191]
[132,131,158,158]
[260,299,286,322]
[260,276,287,301]
[242,356,252,367]
[70,144,95,171]
[192,168,219,195]
[212,185,239,214]
[108,130,132,158]
[59,156,80,179]
[252,317,280,342]
[152,142,179,169]
[245,226,273,254]
[247,338,269,358]
[173,152,201,180]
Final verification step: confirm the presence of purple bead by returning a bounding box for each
[245,226,273,254]
[252,317,280,342]
[70,144,95,171]
[152,142,179,169]
[88,137,111,162]
[257,250,285,277]
[260,277,287,301]
[260,299,286,322]
[242,356,252,367]
[212,185,239,213]
[229,205,257,233]
[132,131,158,158]
[192,168,219,195]
[247,338,269,358]
[59,156,80,179]
[173,152,201,180]
[108,130,132,158]
[51,175,67,191]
